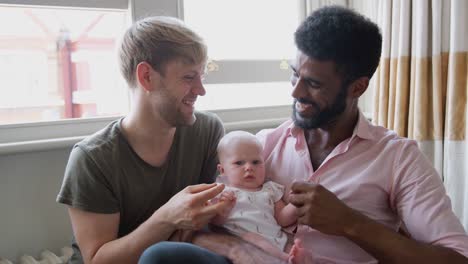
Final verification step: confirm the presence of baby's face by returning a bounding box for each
[219,140,266,190]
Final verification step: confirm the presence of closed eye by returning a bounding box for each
[183,75,195,81]
[252,160,262,165]
[289,65,322,88]
[306,79,321,88]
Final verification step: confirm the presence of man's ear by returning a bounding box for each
[136,62,159,92]
[348,77,369,98]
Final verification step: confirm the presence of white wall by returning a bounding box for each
[0,148,73,261]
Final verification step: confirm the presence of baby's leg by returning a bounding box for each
[241,232,289,261]
[288,239,313,264]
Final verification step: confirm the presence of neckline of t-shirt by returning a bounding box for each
[115,117,179,170]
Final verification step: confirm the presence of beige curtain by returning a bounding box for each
[373,0,468,229]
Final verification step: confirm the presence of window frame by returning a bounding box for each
[0,0,128,9]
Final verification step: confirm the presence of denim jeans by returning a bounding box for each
[138,241,232,264]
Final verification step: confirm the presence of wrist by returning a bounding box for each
[151,206,177,231]
[342,209,368,238]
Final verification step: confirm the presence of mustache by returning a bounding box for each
[294,98,320,110]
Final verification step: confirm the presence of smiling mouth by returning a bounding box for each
[295,101,313,112]
[295,100,321,116]
[183,98,196,107]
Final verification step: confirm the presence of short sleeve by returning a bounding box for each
[56,146,119,214]
[263,181,285,202]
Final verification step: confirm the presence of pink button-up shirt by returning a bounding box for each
[257,112,468,263]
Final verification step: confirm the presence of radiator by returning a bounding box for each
[0,247,72,264]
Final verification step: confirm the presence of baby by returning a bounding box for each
[211,131,308,263]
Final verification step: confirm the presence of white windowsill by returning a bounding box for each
[0,105,291,155]
[0,117,289,155]
[0,107,374,155]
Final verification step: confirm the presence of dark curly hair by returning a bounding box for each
[295,6,382,84]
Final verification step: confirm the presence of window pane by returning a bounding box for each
[184,0,301,60]
[0,5,128,125]
[184,0,300,110]
[197,82,294,111]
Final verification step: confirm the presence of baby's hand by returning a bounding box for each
[219,190,236,202]
[209,190,237,225]
[219,191,236,218]
[209,190,236,204]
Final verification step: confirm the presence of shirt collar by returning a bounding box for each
[352,111,375,141]
[288,121,301,138]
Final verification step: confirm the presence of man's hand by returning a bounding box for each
[288,181,360,236]
[156,183,232,230]
[289,181,468,263]
[169,229,194,242]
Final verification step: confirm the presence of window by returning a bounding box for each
[183,0,302,110]
[1,0,300,147]
[0,4,128,125]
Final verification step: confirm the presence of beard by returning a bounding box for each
[157,98,196,127]
[156,82,196,127]
[292,86,347,129]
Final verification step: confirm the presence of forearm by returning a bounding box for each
[345,212,468,264]
[89,210,175,264]
[276,203,297,227]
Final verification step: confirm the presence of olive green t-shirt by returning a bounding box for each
[56,111,224,263]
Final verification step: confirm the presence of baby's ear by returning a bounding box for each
[217,164,224,175]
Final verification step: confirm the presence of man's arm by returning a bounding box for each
[71,183,231,264]
[345,211,468,264]
[69,207,174,264]
[289,182,468,264]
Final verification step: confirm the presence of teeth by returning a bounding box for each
[296,102,311,111]
[183,100,195,106]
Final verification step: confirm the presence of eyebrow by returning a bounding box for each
[289,65,323,86]
[184,70,205,77]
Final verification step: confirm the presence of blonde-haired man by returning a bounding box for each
[57,16,233,264]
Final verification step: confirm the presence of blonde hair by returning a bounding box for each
[118,16,207,87]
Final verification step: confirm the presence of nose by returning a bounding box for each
[291,76,306,99]
[244,163,254,171]
[192,76,206,96]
